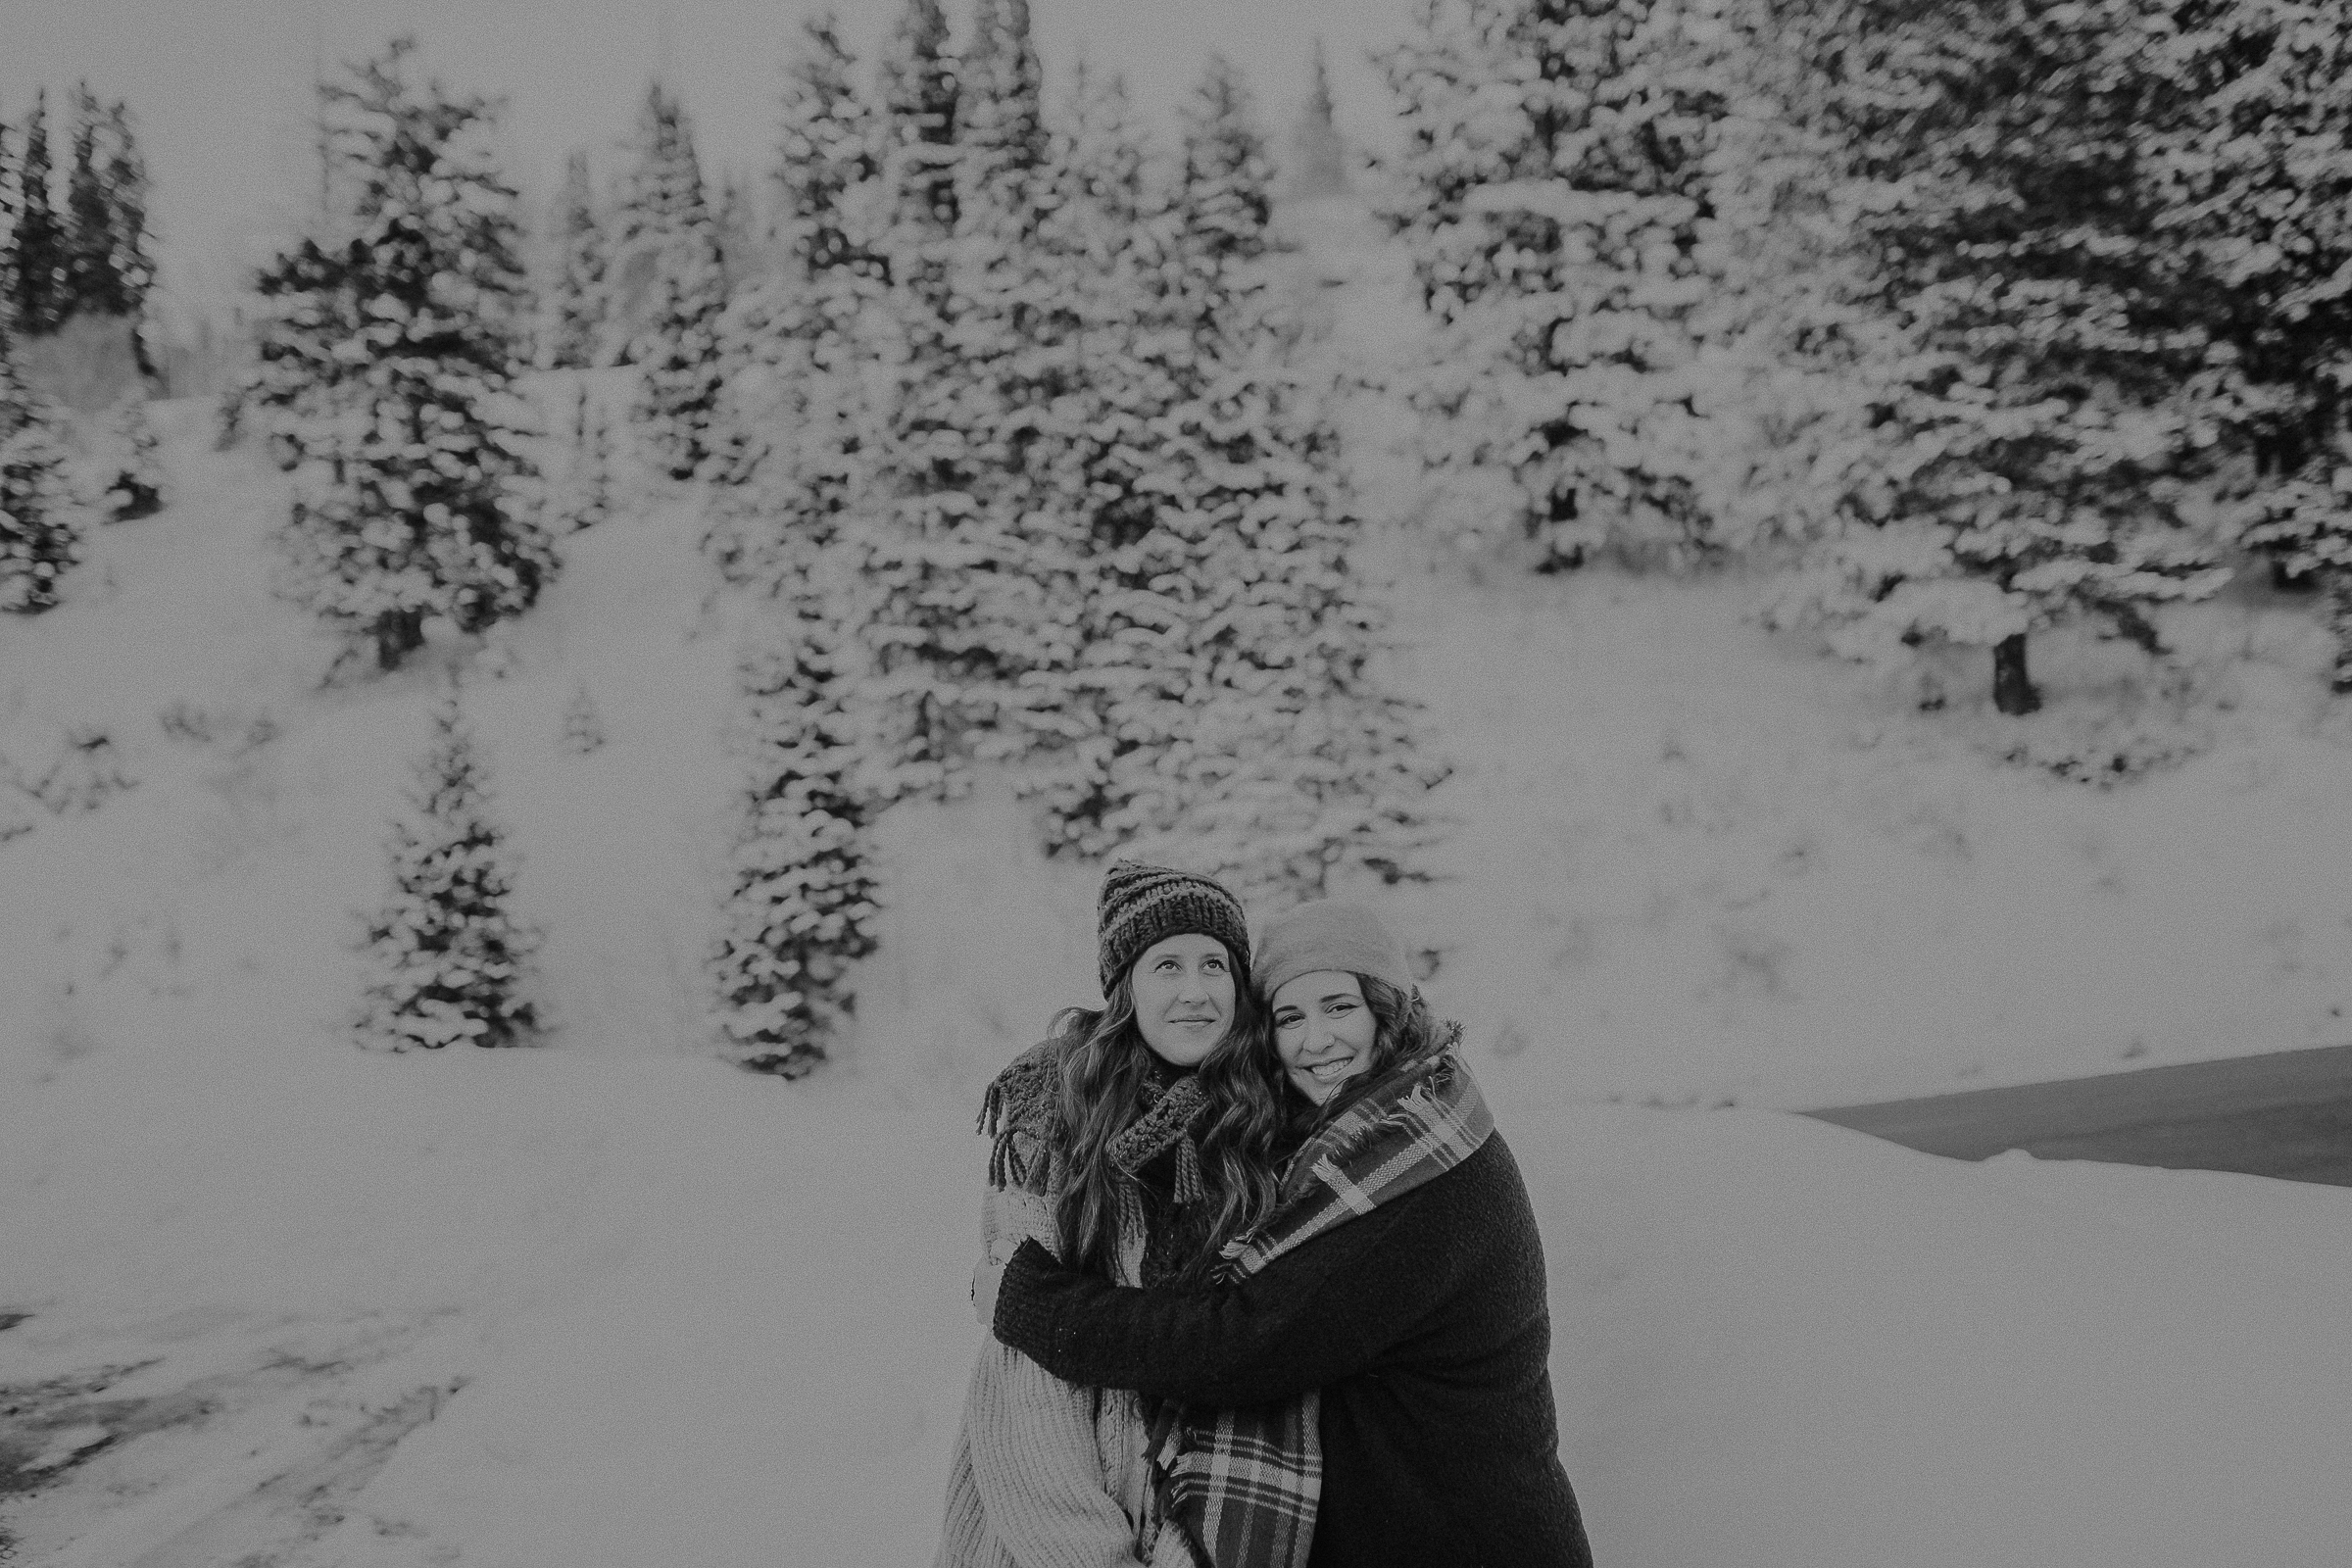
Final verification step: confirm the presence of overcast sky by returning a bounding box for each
[2,0,1420,328]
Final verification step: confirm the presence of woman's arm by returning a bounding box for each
[991,1181,1466,1407]
[956,1182,1149,1568]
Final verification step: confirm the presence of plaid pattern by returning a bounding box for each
[1155,1048,1494,1567]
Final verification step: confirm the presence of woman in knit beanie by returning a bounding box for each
[936,861,1295,1568]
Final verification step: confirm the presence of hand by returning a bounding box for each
[973,1252,1008,1329]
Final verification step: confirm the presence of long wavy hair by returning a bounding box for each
[1049,948,1289,1285]
[1273,973,1460,1134]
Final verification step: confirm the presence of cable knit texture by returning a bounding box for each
[937,1038,1199,1568]
[1094,861,1251,996]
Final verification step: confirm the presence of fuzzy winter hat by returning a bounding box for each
[1251,900,1414,1003]
[1097,861,1252,996]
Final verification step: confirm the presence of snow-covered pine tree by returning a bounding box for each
[60,82,129,324]
[1177,53,1273,273]
[1378,0,1863,571]
[560,680,606,753]
[0,335,78,612]
[98,391,165,520]
[607,81,726,381]
[63,83,113,321]
[358,697,542,1051]
[0,108,15,322]
[714,171,760,292]
[709,605,881,1077]
[1288,38,1350,199]
[630,235,728,479]
[102,100,152,327]
[1044,55,1447,901]
[699,10,888,588]
[612,83,729,478]
[836,0,989,803]
[546,380,611,533]
[542,150,607,370]
[2140,1,2352,690]
[9,91,65,335]
[873,0,959,310]
[932,0,1094,760]
[1796,0,2232,712]
[778,14,886,286]
[243,235,358,471]
[1017,63,1182,853]
[267,37,559,671]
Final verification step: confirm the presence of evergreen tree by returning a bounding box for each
[97,391,166,520]
[1040,57,1447,899]
[613,82,710,246]
[1377,0,1858,570]
[560,680,606,753]
[714,171,760,291]
[1794,0,2233,712]
[554,382,613,532]
[777,13,883,282]
[709,608,881,1077]
[62,83,118,320]
[102,100,152,323]
[607,81,724,369]
[959,0,1047,200]
[1179,53,1274,271]
[244,234,359,471]
[543,150,606,370]
[874,0,959,303]
[613,83,727,475]
[2140,1,2352,690]
[264,37,559,671]
[358,698,542,1050]
[700,12,887,590]
[1288,38,1350,198]
[0,108,15,324]
[927,0,1089,760]
[836,0,988,801]
[630,235,728,478]
[11,91,64,334]
[0,337,78,612]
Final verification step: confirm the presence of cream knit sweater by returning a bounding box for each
[935,1179,1195,1568]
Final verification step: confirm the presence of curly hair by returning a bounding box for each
[1047,950,1288,1285]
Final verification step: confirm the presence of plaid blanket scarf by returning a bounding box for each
[1155,1041,1494,1568]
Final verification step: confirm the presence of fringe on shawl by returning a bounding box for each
[978,1038,1068,1196]
[977,1037,1212,1207]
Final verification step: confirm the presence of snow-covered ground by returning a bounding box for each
[7,276,2352,1559]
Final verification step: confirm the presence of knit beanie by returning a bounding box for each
[1251,900,1414,1002]
[1097,861,1252,996]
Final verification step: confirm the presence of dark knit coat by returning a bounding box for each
[994,1131,1593,1568]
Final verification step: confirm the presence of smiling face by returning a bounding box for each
[1129,933,1238,1069]
[1270,970,1378,1104]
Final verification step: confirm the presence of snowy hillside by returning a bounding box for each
[3,335,2352,1564]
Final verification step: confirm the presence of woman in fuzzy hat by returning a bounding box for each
[987,899,1595,1568]
[936,862,1304,1568]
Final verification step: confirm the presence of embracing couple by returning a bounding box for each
[937,862,1594,1568]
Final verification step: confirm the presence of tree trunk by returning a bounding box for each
[2271,556,2318,593]
[1992,632,2040,714]
[374,608,426,671]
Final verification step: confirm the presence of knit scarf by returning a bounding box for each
[1153,1044,1494,1568]
[979,1036,1210,1206]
